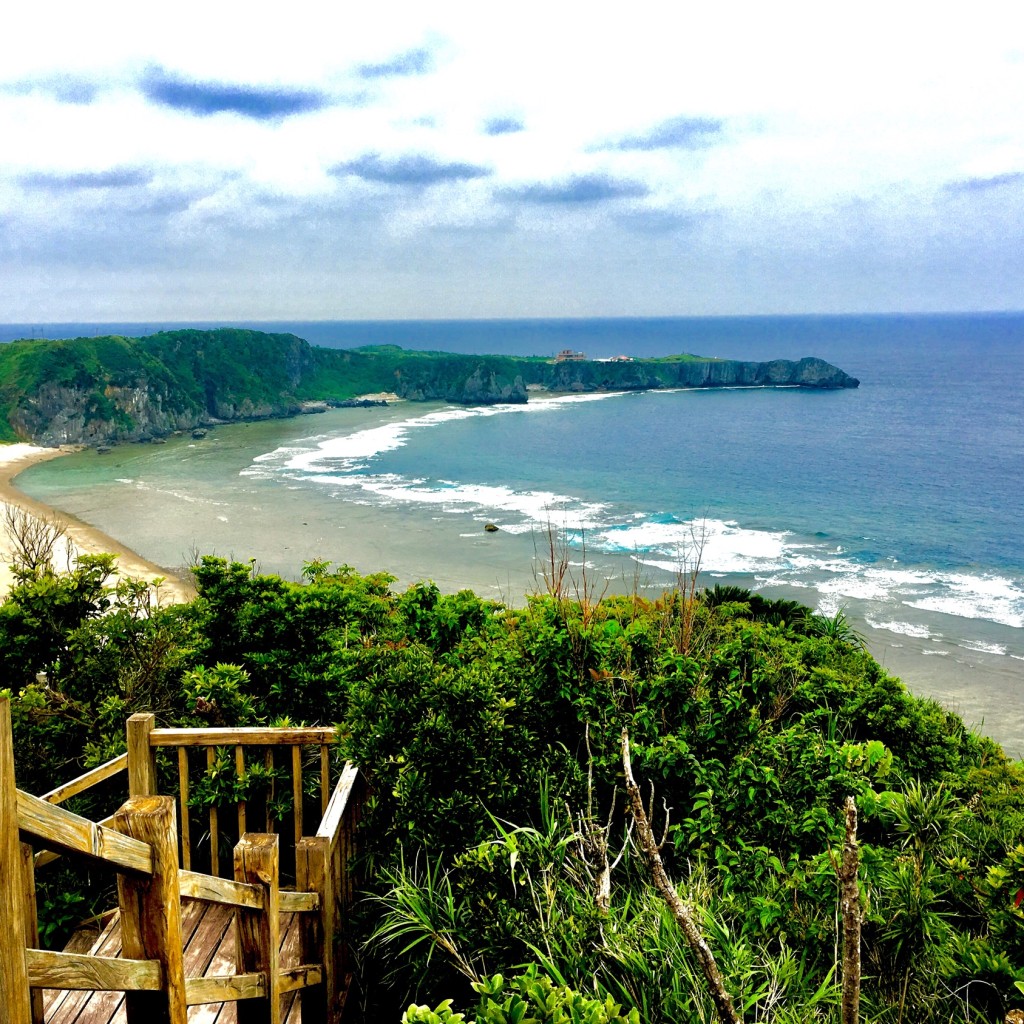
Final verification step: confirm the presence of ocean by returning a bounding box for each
[7,314,1024,754]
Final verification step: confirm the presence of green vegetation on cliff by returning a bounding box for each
[0,328,859,445]
[2,539,1021,1023]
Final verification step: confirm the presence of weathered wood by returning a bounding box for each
[839,796,862,1024]
[186,971,265,1005]
[1,699,33,1024]
[20,843,45,1024]
[316,763,359,842]
[281,964,323,993]
[207,747,220,878]
[114,795,188,1024]
[292,746,303,851]
[320,745,330,818]
[150,727,336,748]
[296,836,334,1024]
[184,965,322,1008]
[177,747,191,871]
[33,811,121,870]
[265,750,276,834]
[40,753,129,805]
[24,949,162,991]
[127,713,158,798]
[279,890,319,914]
[237,745,248,836]
[179,869,266,910]
[17,791,153,875]
[235,833,281,1024]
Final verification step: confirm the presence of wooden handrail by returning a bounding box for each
[39,753,128,805]
[149,727,336,747]
[25,949,162,992]
[17,790,154,875]
[317,763,360,842]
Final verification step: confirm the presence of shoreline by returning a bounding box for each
[0,443,196,603]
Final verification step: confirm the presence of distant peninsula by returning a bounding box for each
[0,328,859,446]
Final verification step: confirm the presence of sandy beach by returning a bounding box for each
[0,443,196,603]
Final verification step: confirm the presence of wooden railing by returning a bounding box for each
[0,699,365,1024]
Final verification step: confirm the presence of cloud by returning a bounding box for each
[357,47,433,79]
[18,168,153,190]
[332,153,491,186]
[140,67,326,119]
[602,115,724,151]
[501,173,649,204]
[945,171,1024,194]
[483,115,524,136]
[2,75,100,104]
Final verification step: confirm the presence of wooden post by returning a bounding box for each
[0,698,33,1024]
[235,833,281,1024]
[296,837,335,1024]
[21,843,45,1024]
[114,795,187,1024]
[126,713,158,798]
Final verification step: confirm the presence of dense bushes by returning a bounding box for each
[3,552,1023,1022]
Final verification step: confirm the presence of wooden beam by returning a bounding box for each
[296,837,334,1024]
[236,745,247,836]
[319,745,330,818]
[207,747,220,877]
[235,833,281,1024]
[127,714,158,798]
[184,966,322,1007]
[177,747,191,871]
[33,811,119,870]
[185,971,264,1006]
[17,791,153,875]
[292,746,303,851]
[115,795,188,1024]
[150,727,336,748]
[24,949,162,991]
[0,698,33,1024]
[20,844,44,1024]
[280,965,323,994]
[316,764,359,843]
[39,754,128,805]
[179,869,265,910]
[279,890,319,914]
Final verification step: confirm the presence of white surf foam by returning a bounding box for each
[865,618,934,640]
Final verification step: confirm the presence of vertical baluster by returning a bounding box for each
[177,747,191,871]
[292,746,303,849]
[265,749,276,832]
[320,744,330,818]
[207,747,219,877]
[236,745,247,837]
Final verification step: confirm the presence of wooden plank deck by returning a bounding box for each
[39,900,305,1024]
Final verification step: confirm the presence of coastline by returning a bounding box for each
[0,443,196,603]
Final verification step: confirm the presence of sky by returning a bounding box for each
[1,1,1023,321]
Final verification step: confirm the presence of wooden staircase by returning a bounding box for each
[0,699,365,1024]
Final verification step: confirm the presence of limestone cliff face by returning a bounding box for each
[10,383,199,446]
[393,366,529,404]
[535,356,858,393]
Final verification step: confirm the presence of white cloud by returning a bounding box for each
[1,0,1023,317]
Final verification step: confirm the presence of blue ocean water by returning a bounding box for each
[7,315,1024,730]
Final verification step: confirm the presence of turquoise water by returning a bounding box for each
[11,314,1024,751]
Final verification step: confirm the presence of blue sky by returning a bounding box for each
[1,1,1022,320]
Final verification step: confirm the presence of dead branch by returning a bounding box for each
[621,727,741,1024]
[2,503,73,578]
[837,795,862,1024]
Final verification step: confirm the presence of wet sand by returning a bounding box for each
[0,443,196,603]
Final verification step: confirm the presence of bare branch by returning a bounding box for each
[621,727,741,1024]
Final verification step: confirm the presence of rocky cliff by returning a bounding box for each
[0,330,858,446]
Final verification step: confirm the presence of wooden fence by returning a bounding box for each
[0,698,365,1024]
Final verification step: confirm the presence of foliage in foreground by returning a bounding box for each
[3,549,1024,1023]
